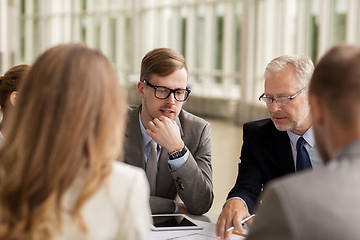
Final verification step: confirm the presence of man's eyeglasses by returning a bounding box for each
[142,80,191,102]
[258,87,307,105]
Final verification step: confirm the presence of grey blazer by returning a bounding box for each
[247,140,360,240]
[123,106,213,215]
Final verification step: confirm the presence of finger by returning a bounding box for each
[216,212,228,237]
[158,116,173,127]
[152,118,162,125]
[245,218,254,227]
[216,212,232,238]
[233,212,245,233]
[158,116,167,121]
[215,215,225,237]
[147,120,156,130]
[224,229,233,240]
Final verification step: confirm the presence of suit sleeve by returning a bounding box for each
[149,196,177,214]
[246,183,293,240]
[227,123,264,213]
[170,122,213,215]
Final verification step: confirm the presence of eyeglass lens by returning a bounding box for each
[155,87,189,101]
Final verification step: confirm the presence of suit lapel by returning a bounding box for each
[124,106,145,169]
[175,111,184,137]
[271,123,295,173]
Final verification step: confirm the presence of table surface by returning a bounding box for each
[149,213,247,240]
[187,213,219,223]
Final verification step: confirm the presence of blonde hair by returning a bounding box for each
[0,43,127,239]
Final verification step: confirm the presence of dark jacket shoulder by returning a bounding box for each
[243,118,277,137]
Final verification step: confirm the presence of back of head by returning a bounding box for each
[140,48,188,81]
[264,55,314,88]
[309,44,360,130]
[0,64,30,112]
[0,43,126,239]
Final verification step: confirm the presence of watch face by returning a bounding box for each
[169,147,187,160]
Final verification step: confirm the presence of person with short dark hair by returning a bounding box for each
[0,64,30,141]
[123,48,213,215]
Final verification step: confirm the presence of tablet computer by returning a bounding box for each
[151,214,203,231]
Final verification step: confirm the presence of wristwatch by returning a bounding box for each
[168,147,187,160]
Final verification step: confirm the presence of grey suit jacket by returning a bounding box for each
[123,106,213,215]
[247,140,360,240]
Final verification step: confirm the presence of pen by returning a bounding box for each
[226,214,256,232]
[232,231,247,237]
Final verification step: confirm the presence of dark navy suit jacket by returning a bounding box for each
[227,118,295,213]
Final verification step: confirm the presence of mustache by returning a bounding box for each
[160,107,176,111]
[270,113,287,118]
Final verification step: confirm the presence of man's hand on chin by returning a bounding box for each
[146,116,184,152]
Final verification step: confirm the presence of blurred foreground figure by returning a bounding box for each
[0,43,151,240]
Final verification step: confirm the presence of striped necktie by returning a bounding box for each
[146,140,158,195]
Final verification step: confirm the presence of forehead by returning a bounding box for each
[149,68,188,89]
[264,65,300,95]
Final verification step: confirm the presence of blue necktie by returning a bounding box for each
[296,137,312,171]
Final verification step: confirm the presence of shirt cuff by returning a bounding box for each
[224,197,249,212]
[168,150,189,171]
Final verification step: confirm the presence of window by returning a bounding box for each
[2,0,360,121]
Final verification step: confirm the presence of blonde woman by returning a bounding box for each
[0,64,30,142]
[0,44,151,240]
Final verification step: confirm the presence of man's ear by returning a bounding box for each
[9,91,19,106]
[310,94,324,127]
[137,81,145,98]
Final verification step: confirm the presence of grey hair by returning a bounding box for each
[264,55,314,87]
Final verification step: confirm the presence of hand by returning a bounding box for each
[216,199,250,240]
[177,202,189,214]
[146,116,184,153]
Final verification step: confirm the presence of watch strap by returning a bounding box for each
[168,146,187,160]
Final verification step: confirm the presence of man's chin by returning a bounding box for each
[273,122,291,132]
[157,112,177,121]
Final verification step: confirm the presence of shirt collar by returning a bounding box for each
[139,111,152,147]
[287,126,315,148]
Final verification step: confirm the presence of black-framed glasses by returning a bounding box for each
[258,87,307,105]
[142,79,191,102]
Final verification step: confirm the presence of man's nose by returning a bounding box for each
[165,92,176,104]
[267,101,282,112]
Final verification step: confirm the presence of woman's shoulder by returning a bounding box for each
[111,161,145,178]
[108,162,148,191]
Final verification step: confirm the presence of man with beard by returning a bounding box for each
[245,43,360,240]
[217,55,322,239]
[123,48,213,215]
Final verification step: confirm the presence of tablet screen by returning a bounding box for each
[151,214,203,230]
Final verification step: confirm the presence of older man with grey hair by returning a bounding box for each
[216,55,322,240]
[246,43,360,240]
